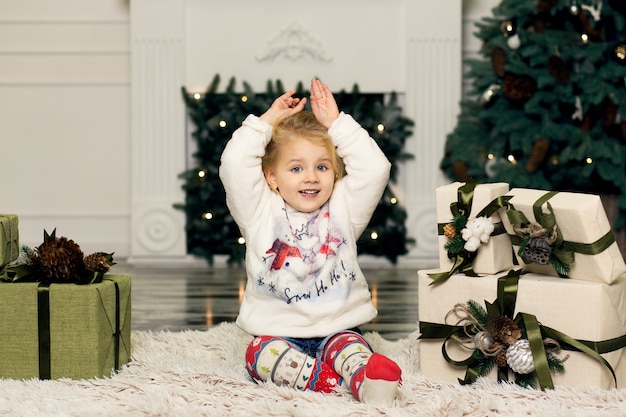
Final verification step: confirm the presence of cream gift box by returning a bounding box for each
[436,182,513,275]
[500,188,625,284]
[417,269,626,389]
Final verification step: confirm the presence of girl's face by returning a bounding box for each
[265,137,336,213]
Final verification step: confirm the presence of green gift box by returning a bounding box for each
[0,274,131,380]
[0,214,19,268]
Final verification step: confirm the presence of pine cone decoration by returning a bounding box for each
[84,252,111,273]
[547,55,570,84]
[492,341,509,367]
[486,315,522,346]
[443,223,457,239]
[503,73,537,104]
[532,17,547,34]
[578,10,599,37]
[490,47,507,77]
[522,237,553,264]
[29,236,85,283]
[578,113,593,132]
[453,160,469,182]
[603,99,618,127]
[526,138,549,173]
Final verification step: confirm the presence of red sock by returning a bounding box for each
[365,353,402,381]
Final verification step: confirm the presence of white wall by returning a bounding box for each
[0,0,131,256]
[1,0,498,265]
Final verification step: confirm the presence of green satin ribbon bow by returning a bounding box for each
[506,191,615,277]
[430,180,512,286]
[419,269,625,389]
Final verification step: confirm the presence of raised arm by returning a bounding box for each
[220,91,305,232]
[309,78,391,235]
[260,89,307,126]
[330,113,391,237]
[309,78,339,129]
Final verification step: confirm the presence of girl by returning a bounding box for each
[219,78,401,403]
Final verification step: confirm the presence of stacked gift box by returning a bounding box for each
[418,183,626,389]
[0,214,132,380]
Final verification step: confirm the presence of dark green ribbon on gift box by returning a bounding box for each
[36,279,122,380]
[419,269,626,390]
[505,191,615,277]
[430,180,512,286]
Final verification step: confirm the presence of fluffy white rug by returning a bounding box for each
[0,322,625,416]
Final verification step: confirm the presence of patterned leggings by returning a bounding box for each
[245,331,401,402]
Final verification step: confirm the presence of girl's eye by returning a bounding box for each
[291,167,302,173]
[317,165,328,171]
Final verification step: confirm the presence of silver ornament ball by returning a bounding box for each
[506,339,535,374]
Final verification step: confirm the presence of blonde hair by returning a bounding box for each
[262,111,345,180]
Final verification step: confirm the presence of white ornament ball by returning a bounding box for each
[506,339,535,374]
[507,34,521,50]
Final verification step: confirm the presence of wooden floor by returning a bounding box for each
[115,262,422,341]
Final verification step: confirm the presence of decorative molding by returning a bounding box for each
[134,206,183,254]
[403,35,461,262]
[129,0,187,261]
[255,22,332,62]
[409,204,439,258]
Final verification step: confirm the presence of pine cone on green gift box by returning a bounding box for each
[80,251,115,284]
[84,252,111,273]
[29,230,85,283]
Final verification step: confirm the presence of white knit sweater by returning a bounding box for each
[219,112,391,338]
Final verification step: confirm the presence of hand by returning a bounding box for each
[259,90,307,126]
[310,78,339,129]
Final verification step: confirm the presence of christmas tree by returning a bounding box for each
[441,0,626,227]
[177,75,414,265]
